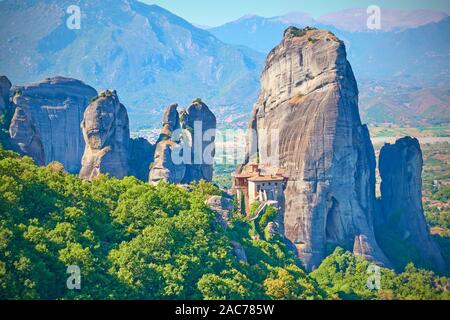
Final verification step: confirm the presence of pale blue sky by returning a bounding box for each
[141,0,450,27]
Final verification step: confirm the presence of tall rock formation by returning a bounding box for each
[378,137,446,272]
[129,138,155,182]
[180,100,216,183]
[79,90,130,180]
[241,27,389,270]
[149,100,216,184]
[10,77,97,173]
[149,103,186,184]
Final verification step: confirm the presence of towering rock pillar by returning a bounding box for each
[79,90,130,180]
[378,137,446,272]
[180,100,216,183]
[149,100,216,185]
[243,27,389,270]
[9,104,45,165]
[129,137,155,182]
[0,76,11,115]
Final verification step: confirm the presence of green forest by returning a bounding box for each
[0,146,449,300]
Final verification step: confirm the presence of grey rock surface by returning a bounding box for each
[0,0,263,129]
[0,75,11,114]
[129,137,155,182]
[243,27,390,270]
[206,195,233,229]
[9,104,45,165]
[181,101,216,183]
[79,90,130,180]
[10,76,97,173]
[378,137,446,272]
[149,140,186,184]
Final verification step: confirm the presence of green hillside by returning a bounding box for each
[0,146,448,300]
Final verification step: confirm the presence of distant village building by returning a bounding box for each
[232,163,287,215]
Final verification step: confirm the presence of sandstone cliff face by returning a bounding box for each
[378,137,446,272]
[79,90,130,180]
[9,104,45,165]
[149,103,185,184]
[180,101,216,183]
[129,138,155,182]
[149,101,216,184]
[10,77,97,173]
[244,27,389,270]
[162,103,181,136]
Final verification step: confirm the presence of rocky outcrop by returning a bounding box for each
[149,138,185,184]
[180,100,217,183]
[79,90,130,180]
[241,27,389,270]
[149,100,216,184]
[266,222,281,238]
[7,77,45,164]
[0,76,11,115]
[378,137,446,272]
[10,77,97,173]
[149,103,185,184]
[9,104,45,165]
[231,241,247,262]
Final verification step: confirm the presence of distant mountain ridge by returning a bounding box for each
[317,8,448,32]
[209,14,450,126]
[208,12,450,85]
[0,1,449,129]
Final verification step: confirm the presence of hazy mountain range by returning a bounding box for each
[0,0,263,128]
[0,0,449,129]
